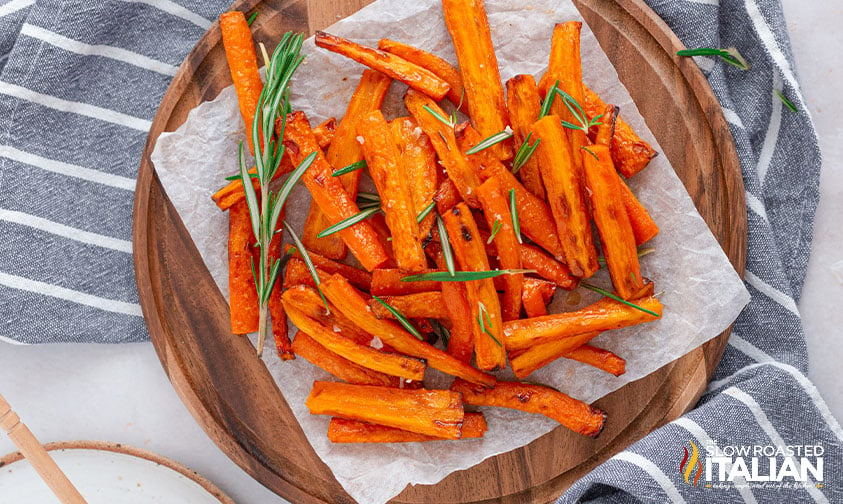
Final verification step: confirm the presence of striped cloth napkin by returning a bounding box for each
[0,0,836,503]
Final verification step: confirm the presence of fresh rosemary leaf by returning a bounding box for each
[372,295,423,340]
[436,213,456,277]
[511,133,540,174]
[465,131,513,155]
[416,201,436,223]
[332,159,367,177]
[580,282,660,317]
[423,104,455,128]
[238,141,261,242]
[401,269,535,282]
[775,89,798,113]
[356,191,381,202]
[358,200,382,210]
[246,10,258,26]
[317,206,380,238]
[676,47,750,71]
[486,219,502,244]
[268,151,316,235]
[284,220,330,313]
[581,146,599,160]
[539,80,559,118]
[225,172,259,181]
[556,89,602,133]
[509,188,522,243]
[477,302,502,347]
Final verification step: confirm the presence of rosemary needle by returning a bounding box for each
[401,269,535,282]
[580,282,660,317]
[465,131,513,155]
[372,295,423,340]
[416,201,436,223]
[332,159,367,177]
[509,188,522,243]
[511,133,540,174]
[775,89,798,113]
[316,206,380,238]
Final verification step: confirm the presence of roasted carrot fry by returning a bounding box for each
[371,268,439,296]
[531,115,599,277]
[327,412,487,443]
[619,179,659,245]
[220,11,263,153]
[282,257,327,289]
[509,331,599,378]
[506,74,545,200]
[292,332,400,387]
[284,302,425,380]
[378,39,469,114]
[451,379,606,437]
[321,274,496,387]
[307,381,464,439]
[583,145,644,299]
[358,110,427,273]
[429,249,475,363]
[284,244,373,292]
[565,345,626,376]
[228,201,259,334]
[434,178,462,214]
[283,112,389,271]
[594,104,617,147]
[503,295,663,352]
[443,204,506,371]
[305,70,394,259]
[519,244,577,290]
[369,292,448,320]
[313,117,337,147]
[521,278,557,318]
[442,0,512,160]
[476,177,523,321]
[268,225,293,360]
[367,212,396,265]
[405,91,481,207]
[583,85,657,177]
[315,32,450,100]
[390,116,438,238]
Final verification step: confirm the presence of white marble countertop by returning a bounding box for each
[0,2,840,503]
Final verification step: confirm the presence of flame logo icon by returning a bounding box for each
[679,440,703,486]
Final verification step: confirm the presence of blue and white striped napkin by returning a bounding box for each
[0,0,836,502]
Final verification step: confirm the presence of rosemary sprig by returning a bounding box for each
[332,159,367,177]
[477,301,502,347]
[372,295,423,340]
[423,104,455,129]
[224,171,258,181]
[676,47,750,70]
[775,89,798,113]
[435,213,456,276]
[539,80,559,118]
[580,282,660,317]
[555,89,603,133]
[238,32,312,354]
[401,269,535,282]
[509,188,521,243]
[416,201,436,223]
[581,146,599,160]
[284,220,330,313]
[246,10,258,26]
[486,219,503,244]
[511,133,540,174]
[465,131,513,155]
[316,206,380,238]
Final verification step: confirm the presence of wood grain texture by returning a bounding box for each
[132,0,746,502]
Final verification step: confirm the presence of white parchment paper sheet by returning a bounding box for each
[151,0,750,502]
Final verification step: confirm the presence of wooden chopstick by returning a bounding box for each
[0,392,87,504]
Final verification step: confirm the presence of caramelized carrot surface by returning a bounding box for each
[292,332,400,387]
[268,227,293,360]
[283,244,372,292]
[220,11,263,153]
[369,292,449,320]
[228,201,259,334]
[327,412,487,443]
[506,74,545,200]
[390,116,438,238]
[370,268,440,296]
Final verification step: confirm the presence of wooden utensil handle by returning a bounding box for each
[0,393,88,504]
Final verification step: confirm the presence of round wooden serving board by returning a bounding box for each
[133,0,746,502]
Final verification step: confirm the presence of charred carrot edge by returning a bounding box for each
[583,85,657,178]
[405,91,481,207]
[371,268,440,296]
[307,381,464,439]
[452,379,606,438]
[268,226,293,360]
[509,331,599,378]
[282,257,327,289]
[503,295,663,352]
[443,203,506,371]
[369,292,449,320]
[220,11,263,153]
[358,110,427,273]
[434,178,463,214]
[429,247,475,363]
[521,278,554,318]
[476,177,523,321]
[228,201,259,334]
[390,116,438,238]
[322,274,496,387]
[283,243,372,292]
[565,345,626,376]
[594,103,617,148]
[313,117,337,147]
[505,74,546,200]
[583,145,644,299]
[292,332,400,387]
[284,112,389,271]
[327,412,487,443]
[284,302,426,380]
[618,178,659,246]
[378,39,469,114]
[315,32,450,100]
[442,0,512,160]
[531,115,599,278]
[457,124,565,259]
[211,120,334,211]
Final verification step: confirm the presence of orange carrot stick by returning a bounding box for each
[220,11,263,153]
[378,39,468,114]
[565,345,626,376]
[509,330,626,378]
[429,249,475,363]
[228,201,259,334]
[442,0,512,160]
[442,204,506,371]
[358,110,427,273]
[370,268,439,296]
[434,178,463,214]
[521,278,557,318]
[327,412,488,443]
[282,257,327,289]
[268,223,293,360]
[292,332,401,387]
[506,74,545,200]
[619,179,659,245]
[531,115,599,278]
[315,32,450,100]
[594,103,617,148]
[451,379,606,437]
[518,243,578,290]
[476,177,523,321]
[369,292,448,320]
[390,116,438,238]
[307,381,464,439]
[283,244,372,292]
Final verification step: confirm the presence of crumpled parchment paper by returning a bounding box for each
[150,0,751,502]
